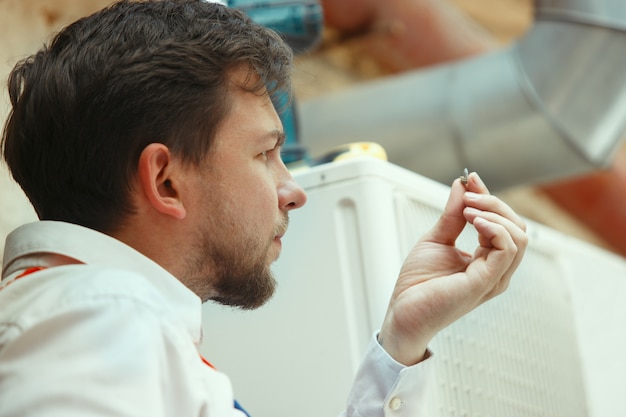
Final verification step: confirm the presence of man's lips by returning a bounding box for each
[274,216,289,240]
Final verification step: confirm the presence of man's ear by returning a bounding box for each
[136,143,187,220]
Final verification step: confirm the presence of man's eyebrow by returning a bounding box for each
[266,130,286,147]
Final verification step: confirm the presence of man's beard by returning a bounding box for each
[187,217,287,309]
[208,239,277,310]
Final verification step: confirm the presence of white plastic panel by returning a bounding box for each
[200,157,626,417]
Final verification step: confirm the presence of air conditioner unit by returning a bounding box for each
[201,157,626,417]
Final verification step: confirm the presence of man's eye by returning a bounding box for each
[260,147,279,159]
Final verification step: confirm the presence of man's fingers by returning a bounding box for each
[466,209,528,297]
[464,207,528,247]
[422,178,469,246]
[465,171,490,195]
[463,192,527,233]
[467,216,519,296]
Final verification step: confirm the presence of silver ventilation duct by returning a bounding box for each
[298,0,626,190]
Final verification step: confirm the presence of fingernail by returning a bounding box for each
[464,206,481,216]
[465,191,481,200]
[473,172,486,188]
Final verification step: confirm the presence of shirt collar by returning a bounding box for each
[2,220,203,343]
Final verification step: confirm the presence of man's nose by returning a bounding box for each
[278,177,307,211]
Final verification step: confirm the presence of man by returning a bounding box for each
[0,1,527,416]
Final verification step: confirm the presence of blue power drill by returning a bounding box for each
[227,0,324,165]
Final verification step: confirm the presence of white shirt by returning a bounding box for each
[0,221,431,416]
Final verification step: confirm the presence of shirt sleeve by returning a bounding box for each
[340,332,433,417]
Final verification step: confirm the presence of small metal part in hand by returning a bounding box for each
[460,168,469,186]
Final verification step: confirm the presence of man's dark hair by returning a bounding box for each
[1,0,293,234]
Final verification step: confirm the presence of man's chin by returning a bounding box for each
[209,273,277,310]
[210,291,275,310]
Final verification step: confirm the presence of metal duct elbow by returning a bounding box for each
[297,0,626,190]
